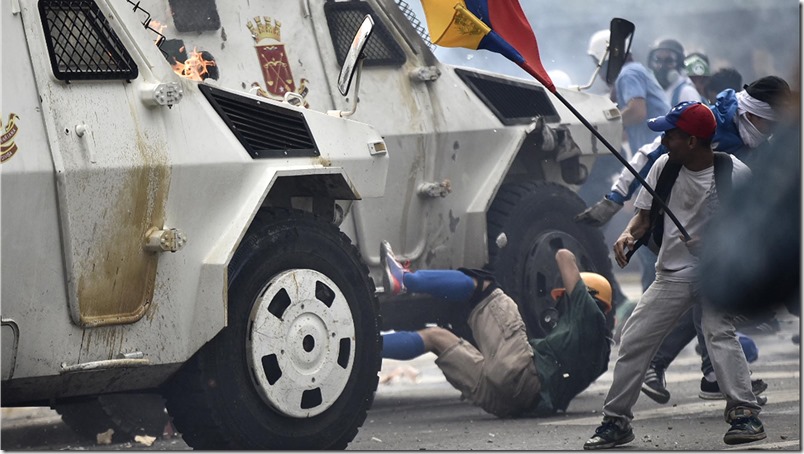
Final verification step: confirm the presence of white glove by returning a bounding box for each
[574,197,623,227]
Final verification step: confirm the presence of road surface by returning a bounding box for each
[2,273,800,450]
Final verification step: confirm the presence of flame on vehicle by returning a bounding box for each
[172,47,218,81]
[149,19,167,44]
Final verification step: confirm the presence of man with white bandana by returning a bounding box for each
[712,76,790,167]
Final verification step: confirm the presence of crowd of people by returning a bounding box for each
[575,31,795,449]
[373,26,797,451]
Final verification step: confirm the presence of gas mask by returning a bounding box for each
[654,68,680,89]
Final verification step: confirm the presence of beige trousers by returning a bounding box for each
[435,289,541,417]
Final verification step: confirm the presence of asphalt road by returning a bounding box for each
[2,274,800,450]
[350,321,800,450]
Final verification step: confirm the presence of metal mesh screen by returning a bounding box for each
[455,68,560,125]
[324,1,406,67]
[39,0,138,81]
[394,0,435,51]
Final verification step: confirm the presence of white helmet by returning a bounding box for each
[587,29,610,63]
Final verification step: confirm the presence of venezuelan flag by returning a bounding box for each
[421,0,555,92]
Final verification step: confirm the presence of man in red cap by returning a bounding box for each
[584,101,762,449]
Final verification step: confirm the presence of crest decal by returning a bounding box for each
[1,113,20,164]
[247,17,310,107]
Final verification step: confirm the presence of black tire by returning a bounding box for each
[163,209,381,450]
[54,393,168,442]
[486,181,617,338]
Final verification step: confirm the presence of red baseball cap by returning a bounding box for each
[648,101,717,139]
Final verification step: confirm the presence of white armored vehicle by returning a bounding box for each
[2,0,624,449]
[3,0,387,449]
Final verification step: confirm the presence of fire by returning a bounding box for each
[172,47,217,81]
[149,19,167,44]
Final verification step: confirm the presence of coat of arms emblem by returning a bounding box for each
[247,17,309,107]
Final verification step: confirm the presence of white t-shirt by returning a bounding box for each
[634,153,751,280]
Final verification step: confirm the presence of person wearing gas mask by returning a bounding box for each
[648,38,704,106]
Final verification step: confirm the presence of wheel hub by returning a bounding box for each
[247,269,355,417]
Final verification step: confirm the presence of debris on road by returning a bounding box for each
[96,429,114,445]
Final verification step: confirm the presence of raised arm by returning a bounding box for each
[555,249,581,296]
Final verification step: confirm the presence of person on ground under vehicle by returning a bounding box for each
[584,101,763,449]
[380,241,612,417]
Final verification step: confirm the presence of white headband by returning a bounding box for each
[736,89,776,122]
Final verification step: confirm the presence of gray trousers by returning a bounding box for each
[435,288,541,417]
[602,276,760,425]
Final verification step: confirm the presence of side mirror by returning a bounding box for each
[337,15,374,96]
[605,18,635,85]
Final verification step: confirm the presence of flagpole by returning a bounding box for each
[518,62,691,244]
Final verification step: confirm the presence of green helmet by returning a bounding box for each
[685,52,710,77]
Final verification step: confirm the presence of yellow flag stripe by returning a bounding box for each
[422,1,490,50]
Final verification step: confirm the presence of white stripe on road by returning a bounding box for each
[582,368,800,394]
[540,389,800,426]
[724,439,800,450]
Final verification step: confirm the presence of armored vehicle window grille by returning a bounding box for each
[455,68,560,125]
[394,0,435,51]
[324,1,406,67]
[39,0,138,81]
[198,84,319,159]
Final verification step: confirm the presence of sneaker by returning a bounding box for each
[380,240,408,295]
[641,366,671,404]
[699,378,768,400]
[723,409,766,445]
[583,419,635,450]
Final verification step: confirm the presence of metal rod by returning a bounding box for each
[549,89,690,241]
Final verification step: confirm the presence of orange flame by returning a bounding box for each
[172,47,216,81]
[149,19,167,44]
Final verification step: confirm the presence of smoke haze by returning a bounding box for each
[405,0,800,91]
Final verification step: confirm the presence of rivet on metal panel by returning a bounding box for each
[144,227,188,253]
[417,179,452,198]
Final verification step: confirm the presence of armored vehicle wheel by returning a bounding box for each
[163,209,381,450]
[54,393,169,442]
[486,182,617,338]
